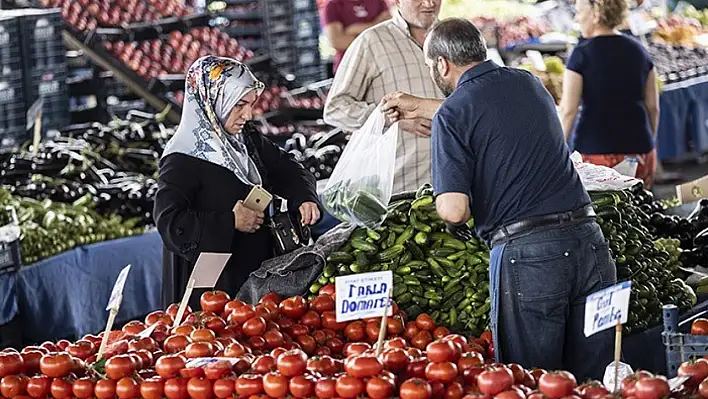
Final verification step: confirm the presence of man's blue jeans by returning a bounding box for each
[489,219,617,381]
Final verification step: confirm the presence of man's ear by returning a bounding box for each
[437,57,451,77]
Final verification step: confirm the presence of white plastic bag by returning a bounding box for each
[570,151,642,192]
[322,107,399,229]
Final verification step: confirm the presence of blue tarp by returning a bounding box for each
[0,231,162,343]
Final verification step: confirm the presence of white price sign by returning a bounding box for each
[335,271,393,322]
[584,281,632,337]
[106,264,132,311]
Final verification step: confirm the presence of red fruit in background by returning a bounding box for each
[200,291,230,314]
[426,340,458,363]
[262,372,289,398]
[1,375,27,398]
[578,382,609,399]
[678,360,708,387]
[27,376,51,399]
[242,317,267,337]
[399,378,432,399]
[276,349,307,377]
[40,353,74,378]
[692,319,708,335]
[310,295,335,313]
[279,296,308,319]
[633,377,669,399]
[478,366,514,396]
[260,292,282,305]
[425,361,458,383]
[345,355,383,378]
[538,372,577,399]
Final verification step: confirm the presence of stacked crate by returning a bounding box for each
[18,9,70,133]
[0,15,27,148]
[291,0,326,84]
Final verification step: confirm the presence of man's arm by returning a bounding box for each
[559,69,582,141]
[380,92,443,121]
[644,68,660,137]
[431,109,473,225]
[323,35,378,131]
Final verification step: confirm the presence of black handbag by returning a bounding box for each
[244,130,311,256]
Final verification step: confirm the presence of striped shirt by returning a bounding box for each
[323,11,443,193]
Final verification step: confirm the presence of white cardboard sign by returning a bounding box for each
[584,281,632,337]
[106,264,132,311]
[335,271,393,322]
[192,253,232,288]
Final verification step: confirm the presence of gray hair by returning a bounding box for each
[426,18,487,66]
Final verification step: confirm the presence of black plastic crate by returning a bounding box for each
[271,49,295,67]
[296,65,327,85]
[292,0,318,12]
[294,37,319,48]
[267,15,292,34]
[0,16,23,77]
[268,30,293,49]
[0,72,27,140]
[24,65,67,103]
[295,45,321,68]
[16,9,66,72]
[264,1,290,18]
[293,12,320,40]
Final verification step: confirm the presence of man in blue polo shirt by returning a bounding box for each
[381,18,617,380]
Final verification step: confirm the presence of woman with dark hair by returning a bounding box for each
[559,0,660,188]
[154,56,321,308]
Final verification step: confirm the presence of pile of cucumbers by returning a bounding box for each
[592,190,696,334]
[310,184,491,336]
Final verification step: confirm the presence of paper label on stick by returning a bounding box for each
[335,271,393,322]
[185,358,243,368]
[584,281,632,337]
[106,264,132,311]
[26,98,43,129]
[190,253,231,288]
[136,323,159,339]
[603,361,634,390]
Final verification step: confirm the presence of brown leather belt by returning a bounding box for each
[488,205,596,247]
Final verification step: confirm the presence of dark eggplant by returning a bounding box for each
[688,199,708,221]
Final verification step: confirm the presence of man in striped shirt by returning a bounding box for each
[323,0,444,193]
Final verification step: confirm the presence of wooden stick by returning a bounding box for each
[97,303,120,361]
[614,322,623,392]
[173,278,196,327]
[375,289,393,357]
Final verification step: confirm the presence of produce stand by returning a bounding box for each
[0,231,162,347]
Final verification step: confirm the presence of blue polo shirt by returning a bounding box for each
[431,61,590,240]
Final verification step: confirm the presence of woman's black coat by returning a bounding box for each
[154,128,319,309]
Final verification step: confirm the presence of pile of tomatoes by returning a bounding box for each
[0,290,689,399]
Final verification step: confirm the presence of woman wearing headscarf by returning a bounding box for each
[155,56,321,309]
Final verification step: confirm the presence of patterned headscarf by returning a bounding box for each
[162,56,266,186]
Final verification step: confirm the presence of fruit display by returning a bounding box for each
[653,15,705,47]
[591,189,697,334]
[516,56,564,104]
[497,17,550,49]
[316,185,491,335]
[41,0,190,30]
[104,28,254,81]
[676,4,708,27]
[1,289,704,399]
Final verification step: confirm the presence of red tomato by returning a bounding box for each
[252,355,276,374]
[404,322,420,340]
[411,331,433,350]
[344,342,371,358]
[185,342,215,358]
[406,358,429,379]
[415,314,435,331]
[458,352,484,372]
[155,354,186,379]
[116,377,140,399]
[229,305,256,325]
[289,375,315,398]
[235,374,263,396]
[366,376,395,399]
[307,356,338,376]
[698,378,708,399]
[386,337,408,349]
[538,372,577,399]
[27,376,51,399]
[277,350,308,377]
[66,340,96,360]
[95,379,118,399]
[693,319,708,335]
[301,311,322,330]
[345,355,384,378]
[262,372,289,398]
[325,337,345,354]
[426,340,458,363]
[212,378,234,399]
[399,378,432,399]
[477,366,515,396]
[139,378,165,399]
[279,296,308,319]
[105,355,138,380]
[39,353,74,378]
[242,317,267,337]
[260,292,283,305]
[20,350,44,375]
[633,377,670,399]
[495,389,525,399]
[336,375,365,398]
[445,382,465,399]
[163,335,192,354]
[248,336,267,351]
[223,342,249,358]
[200,291,230,314]
[382,348,410,373]
[311,295,335,313]
[315,377,337,398]
[203,361,232,380]
[190,328,216,343]
[343,321,366,342]
[578,382,609,399]
[1,375,27,397]
[366,321,383,342]
[432,327,450,339]
[71,378,95,399]
[425,361,458,383]
[297,335,317,355]
[679,360,708,387]
[263,330,286,349]
[50,378,73,399]
[164,378,188,399]
[322,312,347,331]
[187,377,213,399]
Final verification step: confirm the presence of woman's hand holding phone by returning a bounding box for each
[233,200,265,233]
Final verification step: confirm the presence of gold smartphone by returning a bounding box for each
[243,185,273,212]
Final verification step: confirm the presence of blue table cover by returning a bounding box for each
[0,231,163,343]
[657,78,708,161]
